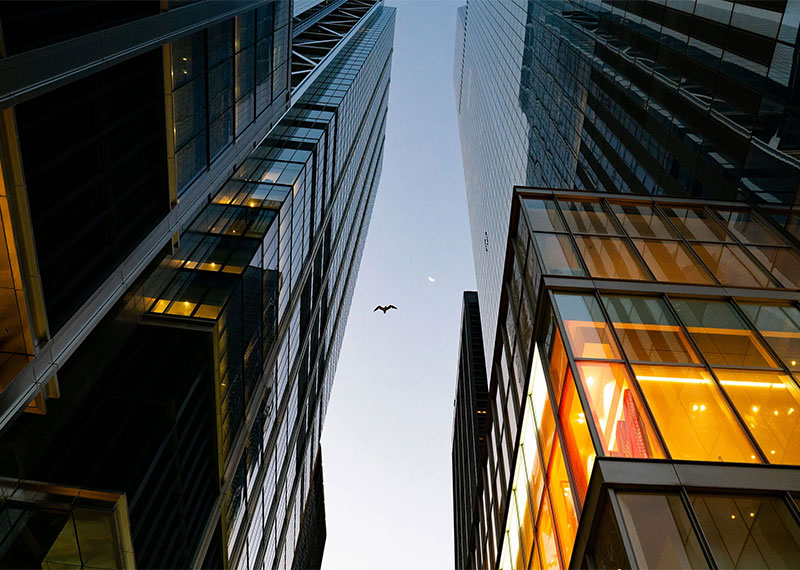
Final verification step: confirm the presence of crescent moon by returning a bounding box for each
[428,276,436,282]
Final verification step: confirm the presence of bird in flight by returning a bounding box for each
[374,304,398,313]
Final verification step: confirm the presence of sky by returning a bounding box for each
[320,1,473,568]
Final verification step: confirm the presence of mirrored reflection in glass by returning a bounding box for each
[690,243,778,288]
[715,210,785,246]
[523,198,566,232]
[689,494,800,569]
[588,498,631,570]
[603,296,700,364]
[662,207,732,242]
[633,364,760,462]
[739,303,800,373]
[609,203,677,238]
[558,369,595,502]
[560,200,621,235]
[533,233,587,277]
[633,240,715,284]
[617,492,709,570]
[554,293,621,360]
[746,247,800,289]
[672,299,778,368]
[574,236,651,281]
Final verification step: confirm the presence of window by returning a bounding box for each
[690,243,778,288]
[533,234,586,277]
[603,296,699,364]
[739,303,800,373]
[633,240,714,284]
[715,210,784,246]
[617,493,709,569]
[689,494,800,569]
[558,370,596,501]
[554,294,621,360]
[523,198,566,232]
[609,203,676,238]
[560,200,622,235]
[672,299,778,368]
[661,206,732,242]
[574,236,651,281]
[632,364,760,462]
[747,247,800,289]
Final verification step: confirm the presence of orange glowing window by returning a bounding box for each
[536,487,562,570]
[713,369,800,465]
[559,200,622,235]
[603,295,699,364]
[554,294,621,360]
[691,243,778,289]
[548,328,569,404]
[633,239,715,284]
[662,206,732,242]
[673,299,778,368]
[575,361,664,460]
[558,370,595,504]
[739,303,800,373]
[609,203,677,238]
[574,236,651,281]
[633,364,760,463]
[747,247,800,289]
[547,436,578,566]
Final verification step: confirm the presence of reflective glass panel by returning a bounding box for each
[536,492,562,570]
[690,494,800,569]
[547,437,578,566]
[691,243,778,288]
[716,210,785,246]
[633,365,760,462]
[574,237,651,281]
[633,240,715,284]
[662,206,732,241]
[714,369,800,465]
[554,294,621,360]
[560,200,621,235]
[739,303,800,372]
[747,247,800,289]
[603,296,700,364]
[617,493,709,569]
[588,499,631,570]
[610,203,677,238]
[523,198,565,232]
[533,233,587,277]
[673,299,778,368]
[575,361,664,459]
[558,370,595,503]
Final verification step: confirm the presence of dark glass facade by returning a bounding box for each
[0,1,394,568]
[453,2,800,569]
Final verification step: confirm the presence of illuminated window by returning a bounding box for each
[690,494,800,569]
[574,236,651,281]
[690,243,777,288]
[533,233,586,277]
[617,493,709,569]
[554,294,621,360]
[559,200,622,235]
[632,239,715,284]
[548,328,569,405]
[536,492,562,570]
[609,203,677,238]
[633,364,760,462]
[739,303,800,373]
[603,296,699,364]
[547,437,578,566]
[673,299,778,368]
[713,369,800,465]
[661,206,732,242]
[747,247,800,289]
[558,370,596,503]
[575,361,664,459]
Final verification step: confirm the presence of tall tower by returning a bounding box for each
[453,2,800,568]
[0,2,394,569]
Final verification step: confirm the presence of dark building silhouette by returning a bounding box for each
[0,1,394,568]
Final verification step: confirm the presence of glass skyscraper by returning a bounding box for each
[0,1,394,569]
[453,2,800,569]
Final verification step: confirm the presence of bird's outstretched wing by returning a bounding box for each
[388,305,398,310]
[373,306,382,312]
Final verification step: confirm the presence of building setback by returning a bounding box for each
[0,1,394,569]
[453,2,800,569]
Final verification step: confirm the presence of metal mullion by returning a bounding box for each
[783,491,800,528]
[651,202,723,286]
[702,204,783,289]
[534,196,592,278]
[678,488,720,570]
[590,289,673,460]
[546,289,614,471]
[662,293,770,464]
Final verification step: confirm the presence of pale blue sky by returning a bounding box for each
[321,1,472,567]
